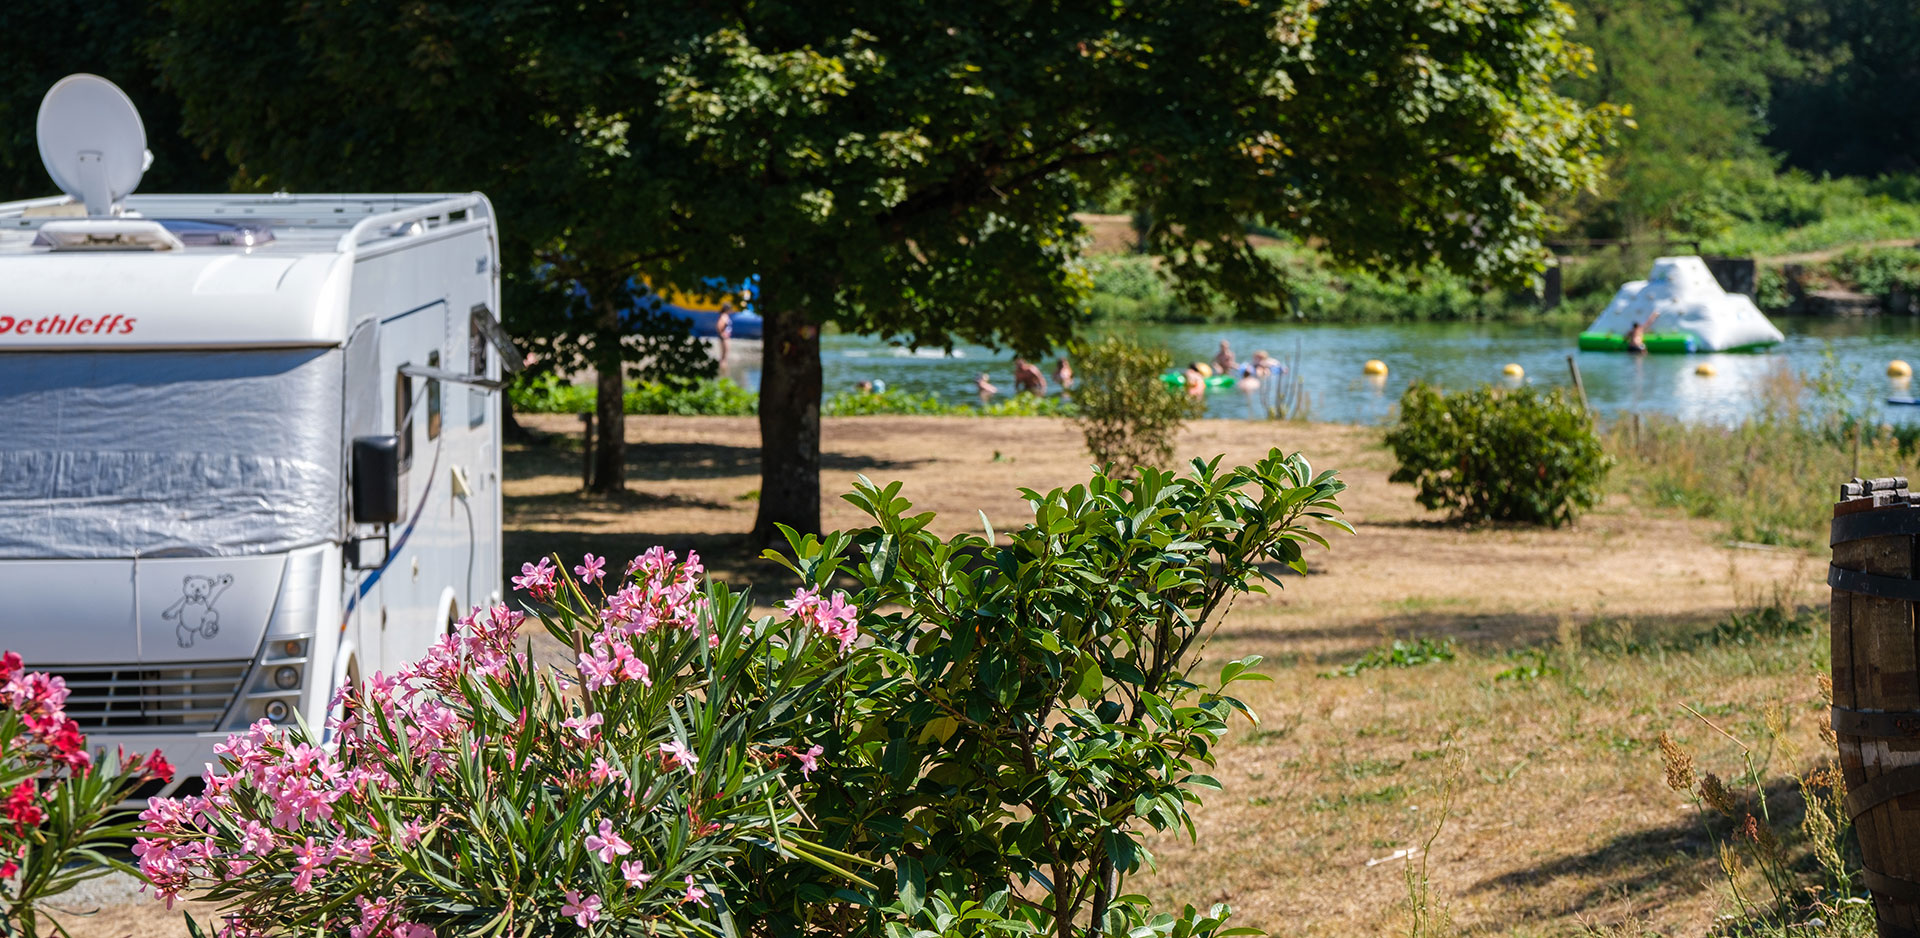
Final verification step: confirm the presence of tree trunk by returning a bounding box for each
[589,298,626,493]
[751,299,822,542]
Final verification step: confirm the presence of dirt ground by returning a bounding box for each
[72,414,1826,938]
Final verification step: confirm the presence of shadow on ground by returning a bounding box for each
[1458,778,1810,934]
[505,436,927,484]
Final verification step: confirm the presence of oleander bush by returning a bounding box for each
[1387,382,1610,527]
[140,449,1347,938]
[0,652,173,938]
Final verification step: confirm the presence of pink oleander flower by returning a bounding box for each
[797,744,824,779]
[561,712,603,741]
[393,924,435,938]
[237,820,276,856]
[577,648,619,692]
[510,557,557,601]
[584,818,632,864]
[289,837,335,893]
[398,817,429,847]
[621,859,652,888]
[660,739,698,773]
[783,587,860,654]
[561,889,602,926]
[590,757,622,785]
[574,553,607,585]
[682,876,708,906]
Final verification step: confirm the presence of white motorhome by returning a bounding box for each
[0,76,512,796]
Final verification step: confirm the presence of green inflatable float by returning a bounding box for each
[1576,331,1696,353]
[1158,373,1239,389]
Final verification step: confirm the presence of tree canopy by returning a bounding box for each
[23,0,1614,536]
[153,0,717,491]
[626,0,1617,537]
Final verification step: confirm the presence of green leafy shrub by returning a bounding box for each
[511,374,756,416]
[751,448,1349,936]
[1386,382,1611,527]
[510,373,596,413]
[624,378,757,416]
[1070,335,1202,474]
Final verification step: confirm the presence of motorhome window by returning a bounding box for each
[468,312,488,428]
[426,351,442,441]
[395,368,414,470]
[0,349,344,560]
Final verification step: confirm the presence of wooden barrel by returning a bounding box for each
[1832,476,1920,937]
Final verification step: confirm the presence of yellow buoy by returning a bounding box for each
[1363,359,1388,376]
[1502,363,1524,379]
[1891,359,1913,378]
[1695,363,1717,377]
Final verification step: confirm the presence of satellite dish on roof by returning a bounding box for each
[36,74,151,216]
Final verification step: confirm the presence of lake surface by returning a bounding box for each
[721,316,1920,425]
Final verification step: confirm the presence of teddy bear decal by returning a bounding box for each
[162,574,233,648]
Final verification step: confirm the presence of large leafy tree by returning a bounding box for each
[153,0,714,493]
[0,1,229,200]
[157,0,1611,537]
[642,0,1615,540]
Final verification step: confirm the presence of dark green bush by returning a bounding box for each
[1386,382,1611,527]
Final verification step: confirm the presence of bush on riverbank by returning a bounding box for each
[513,374,1075,418]
[821,387,1075,417]
[1686,166,1920,258]
[1388,382,1610,527]
[1071,335,1202,474]
[511,375,758,416]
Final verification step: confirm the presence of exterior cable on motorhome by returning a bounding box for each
[0,77,511,797]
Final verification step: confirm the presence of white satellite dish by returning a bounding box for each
[36,74,152,216]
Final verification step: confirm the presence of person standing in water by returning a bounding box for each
[1054,357,1074,391]
[1012,358,1048,395]
[974,372,999,406]
[715,302,734,368]
[1213,340,1237,375]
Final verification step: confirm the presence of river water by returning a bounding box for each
[722,316,1920,425]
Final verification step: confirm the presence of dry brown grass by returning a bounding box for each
[71,414,1831,938]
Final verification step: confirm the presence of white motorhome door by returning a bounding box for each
[375,301,451,666]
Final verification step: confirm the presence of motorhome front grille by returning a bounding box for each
[46,661,249,732]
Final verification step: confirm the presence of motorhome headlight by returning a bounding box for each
[223,632,314,731]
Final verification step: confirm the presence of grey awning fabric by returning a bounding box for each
[0,349,342,559]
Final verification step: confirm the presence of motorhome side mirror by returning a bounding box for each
[350,435,401,524]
